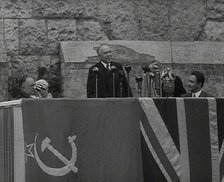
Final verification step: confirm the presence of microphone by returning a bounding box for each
[125,64,131,97]
[93,67,99,74]
[142,65,150,73]
[125,64,131,73]
[111,65,117,73]
[118,70,125,97]
[118,70,125,83]
[152,64,158,69]
[135,75,143,83]
[154,70,160,90]
[135,75,143,97]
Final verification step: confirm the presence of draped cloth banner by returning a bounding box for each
[0,98,224,182]
[140,98,224,182]
[22,99,143,182]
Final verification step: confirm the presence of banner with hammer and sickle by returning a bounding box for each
[33,134,78,176]
[22,99,143,182]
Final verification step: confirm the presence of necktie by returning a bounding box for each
[106,63,111,70]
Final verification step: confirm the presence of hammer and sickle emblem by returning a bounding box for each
[34,134,78,176]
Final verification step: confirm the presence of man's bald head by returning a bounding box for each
[97,45,112,63]
[20,76,35,98]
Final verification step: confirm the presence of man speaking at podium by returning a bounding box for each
[87,44,132,98]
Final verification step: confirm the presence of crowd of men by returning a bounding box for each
[19,44,212,99]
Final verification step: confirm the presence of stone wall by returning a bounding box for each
[0,62,8,101]
[1,0,224,100]
[0,19,8,101]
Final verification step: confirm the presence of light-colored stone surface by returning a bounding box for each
[0,19,6,62]
[0,53,7,63]
[60,41,168,63]
[202,21,224,41]
[19,19,47,55]
[32,0,97,18]
[62,68,88,98]
[98,0,139,40]
[11,55,40,79]
[0,0,32,18]
[208,0,224,20]
[60,41,224,64]
[170,0,207,41]
[171,41,224,64]
[134,0,169,40]
[76,20,108,41]
[4,19,19,54]
[0,20,4,53]
[47,19,77,54]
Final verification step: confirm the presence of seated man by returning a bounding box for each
[87,44,132,98]
[19,76,36,98]
[181,71,212,97]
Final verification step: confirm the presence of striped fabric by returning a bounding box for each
[0,98,224,182]
[0,107,14,182]
[140,98,223,182]
[0,100,22,182]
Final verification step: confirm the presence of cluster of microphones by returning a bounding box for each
[93,63,163,97]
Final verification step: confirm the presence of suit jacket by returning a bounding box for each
[87,61,132,98]
[181,90,212,97]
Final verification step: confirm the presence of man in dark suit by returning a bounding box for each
[87,44,132,98]
[181,71,212,97]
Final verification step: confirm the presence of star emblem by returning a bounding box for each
[25,142,35,162]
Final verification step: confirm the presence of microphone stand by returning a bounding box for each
[142,65,151,97]
[154,69,161,97]
[111,66,117,98]
[135,75,143,97]
[113,73,115,97]
[93,67,99,98]
[119,82,123,97]
[95,74,98,98]
[119,72,124,97]
[125,65,131,97]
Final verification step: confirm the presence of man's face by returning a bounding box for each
[98,45,112,63]
[39,88,49,98]
[21,77,35,97]
[187,75,201,93]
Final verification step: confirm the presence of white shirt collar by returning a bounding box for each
[101,61,110,69]
[193,90,202,97]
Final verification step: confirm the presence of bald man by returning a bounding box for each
[87,44,132,98]
[19,76,36,98]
